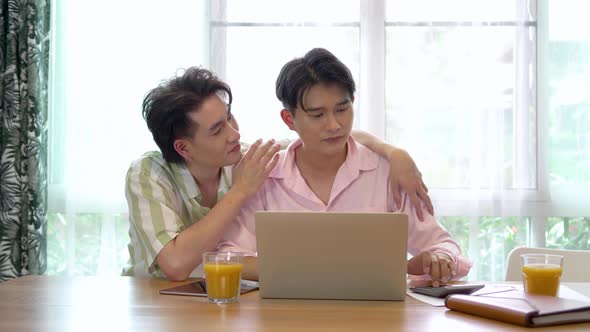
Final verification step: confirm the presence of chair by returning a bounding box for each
[505,247,590,282]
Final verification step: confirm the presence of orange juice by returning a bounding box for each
[204,262,243,300]
[522,263,562,296]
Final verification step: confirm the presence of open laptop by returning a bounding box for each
[255,211,408,301]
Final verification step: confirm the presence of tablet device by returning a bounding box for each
[159,278,259,297]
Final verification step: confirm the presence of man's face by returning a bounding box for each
[286,83,354,157]
[179,94,242,169]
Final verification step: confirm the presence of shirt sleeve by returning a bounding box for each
[125,159,185,276]
[216,189,266,256]
[389,190,473,280]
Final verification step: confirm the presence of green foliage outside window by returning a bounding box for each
[440,217,529,281]
[47,213,129,276]
[546,217,590,250]
[47,213,589,280]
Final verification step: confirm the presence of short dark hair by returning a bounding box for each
[142,67,232,164]
[275,48,355,114]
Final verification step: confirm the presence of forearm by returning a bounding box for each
[351,129,397,159]
[156,188,249,281]
[406,205,471,279]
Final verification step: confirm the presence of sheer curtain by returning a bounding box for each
[48,0,590,280]
[383,0,538,281]
[209,0,361,142]
[48,0,209,275]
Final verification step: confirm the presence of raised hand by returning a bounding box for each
[231,139,280,198]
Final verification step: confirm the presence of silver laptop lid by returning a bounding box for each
[255,212,408,301]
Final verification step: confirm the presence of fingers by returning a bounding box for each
[417,187,434,217]
[421,178,429,193]
[243,139,280,175]
[428,254,455,287]
[242,139,262,162]
[251,139,276,162]
[264,153,280,175]
[439,256,457,283]
[415,252,456,287]
[410,193,424,221]
[449,261,457,279]
[439,258,450,283]
[259,143,281,169]
[429,254,441,287]
[421,252,432,276]
[391,181,402,209]
[390,169,429,220]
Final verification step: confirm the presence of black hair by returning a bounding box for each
[275,48,355,114]
[142,67,232,164]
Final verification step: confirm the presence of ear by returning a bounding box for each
[173,139,190,160]
[280,109,296,131]
[351,95,355,103]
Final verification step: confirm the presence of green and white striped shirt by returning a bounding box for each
[122,151,232,278]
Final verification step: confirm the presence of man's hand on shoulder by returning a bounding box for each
[388,148,433,221]
[232,139,280,198]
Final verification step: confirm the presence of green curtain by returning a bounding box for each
[0,0,50,281]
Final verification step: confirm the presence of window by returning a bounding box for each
[210,0,361,142]
[48,0,209,275]
[385,0,536,191]
[209,0,590,281]
[48,0,590,280]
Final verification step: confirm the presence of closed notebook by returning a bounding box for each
[445,286,590,327]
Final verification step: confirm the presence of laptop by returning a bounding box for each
[255,211,408,301]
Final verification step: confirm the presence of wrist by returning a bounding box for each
[227,185,251,202]
[388,146,406,162]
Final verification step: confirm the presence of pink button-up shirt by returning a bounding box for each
[218,137,472,279]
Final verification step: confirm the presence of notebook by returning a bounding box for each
[445,285,590,327]
[255,211,409,300]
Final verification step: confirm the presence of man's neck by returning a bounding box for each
[294,142,348,205]
[296,144,348,175]
[188,163,221,207]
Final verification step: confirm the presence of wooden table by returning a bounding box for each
[0,276,589,331]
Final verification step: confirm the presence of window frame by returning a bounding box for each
[210,0,590,251]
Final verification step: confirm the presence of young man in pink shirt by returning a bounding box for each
[218,48,472,286]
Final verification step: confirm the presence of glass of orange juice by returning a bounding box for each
[520,254,564,296]
[203,252,244,304]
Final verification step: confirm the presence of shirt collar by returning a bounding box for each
[171,163,232,201]
[269,136,379,180]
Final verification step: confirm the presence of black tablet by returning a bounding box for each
[160,278,259,297]
[409,284,485,298]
